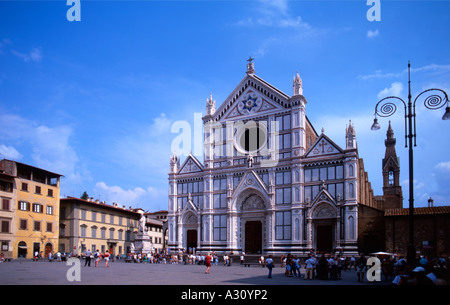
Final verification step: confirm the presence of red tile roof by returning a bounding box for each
[385,206,450,216]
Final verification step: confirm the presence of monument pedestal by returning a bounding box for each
[133,233,153,255]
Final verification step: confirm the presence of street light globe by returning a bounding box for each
[371,118,381,130]
[442,106,450,120]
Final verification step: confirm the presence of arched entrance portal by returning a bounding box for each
[240,193,266,254]
[183,211,198,253]
[245,221,262,254]
[186,230,197,251]
[316,224,333,253]
[312,203,337,254]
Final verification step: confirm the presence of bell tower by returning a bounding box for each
[382,121,403,209]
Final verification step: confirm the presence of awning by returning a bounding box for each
[370,251,393,256]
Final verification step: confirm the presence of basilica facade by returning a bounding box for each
[167,60,383,256]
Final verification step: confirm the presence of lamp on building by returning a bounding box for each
[371,61,449,264]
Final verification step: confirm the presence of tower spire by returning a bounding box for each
[382,122,403,209]
[293,70,303,96]
[345,119,357,149]
[206,92,216,116]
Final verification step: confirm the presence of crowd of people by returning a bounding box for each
[6,247,449,285]
[260,252,450,285]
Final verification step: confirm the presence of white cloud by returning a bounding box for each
[148,112,172,136]
[232,0,316,58]
[93,181,166,211]
[11,47,42,62]
[233,0,311,30]
[401,179,425,190]
[254,37,279,58]
[367,29,379,38]
[30,124,82,182]
[259,0,289,15]
[0,39,11,55]
[0,144,23,160]
[435,161,450,172]
[0,111,86,185]
[410,64,450,74]
[377,82,403,99]
[359,64,450,81]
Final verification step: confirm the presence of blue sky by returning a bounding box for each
[0,0,449,211]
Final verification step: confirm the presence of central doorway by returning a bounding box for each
[186,230,197,251]
[316,225,333,253]
[245,221,262,254]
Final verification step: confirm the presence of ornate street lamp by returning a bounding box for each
[371,61,449,263]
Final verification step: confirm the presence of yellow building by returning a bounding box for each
[59,197,140,257]
[0,170,15,259]
[0,159,62,259]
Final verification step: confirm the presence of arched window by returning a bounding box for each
[348,164,354,177]
[349,183,355,198]
[389,171,394,186]
[348,216,355,240]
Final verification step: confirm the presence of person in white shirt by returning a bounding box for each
[305,255,315,280]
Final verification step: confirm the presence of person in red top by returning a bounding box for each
[104,250,110,268]
[205,252,212,274]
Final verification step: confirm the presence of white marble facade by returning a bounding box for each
[168,61,360,256]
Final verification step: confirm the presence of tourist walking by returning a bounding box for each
[266,255,274,278]
[94,249,101,267]
[85,249,92,267]
[356,254,367,283]
[350,255,356,270]
[292,255,301,277]
[205,253,212,274]
[104,250,110,267]
[285,254,293,277]
[305,255,315,280]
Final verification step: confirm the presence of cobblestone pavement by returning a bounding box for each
[0,259,390,286]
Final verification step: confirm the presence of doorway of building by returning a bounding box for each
[17,241,27,258]
[245,221,262,254]
[33,242,40,258]
[44,243,53,258]
[108,243,115,255]
[316,225,333,253]
[186,230,197,251]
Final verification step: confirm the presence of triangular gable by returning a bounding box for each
[223,89,282,120]
[305,133,344,158]
[382,155,399,171]
[214,74,291,122]
[232,170,269,197]
[308,187,337,208]
[178,155,203,174]
[182,198,198,215]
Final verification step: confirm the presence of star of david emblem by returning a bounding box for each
[238,94,261,114]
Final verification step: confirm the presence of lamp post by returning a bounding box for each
[371,61,449,263]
